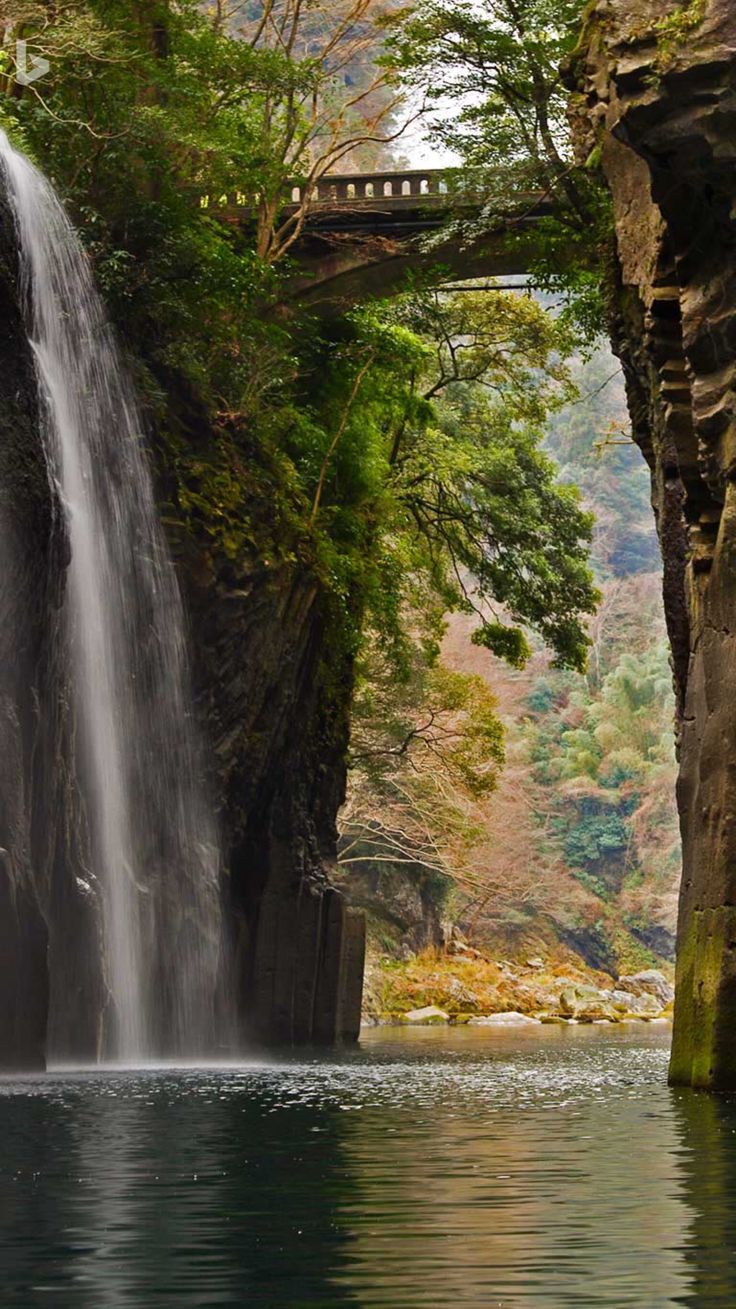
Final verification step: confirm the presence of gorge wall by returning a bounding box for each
[572,0,736,1087]
[0,181,364,1066]
[178,507,366,1048]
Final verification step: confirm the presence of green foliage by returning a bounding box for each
[266,290,599,674]
[564,812,628,870]
[374,290,598,671]
[388,0,613,336]
[571,868,610,901]
[2,2,599,680]
[512,192,614,343]
[555,644,675,783]
[389,0,581,174]
[654,0,707,68]
[473,622,531,668]
[523,628,678,919]
[546,347,659,578]
[3,0,298,402]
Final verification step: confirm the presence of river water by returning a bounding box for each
[1,1024,734,1307]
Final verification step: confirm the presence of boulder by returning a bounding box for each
[559,984,618,1022]
[403,1005,449,1025]
[608,988,660,1016]
[618,970,674,1008]
[608,989,639,1012]
[468,1011,540,1026]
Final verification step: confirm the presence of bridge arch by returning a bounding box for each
[201,169,554,312]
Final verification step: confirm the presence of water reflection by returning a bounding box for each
[335,1028,690,1306]
[1,1028,735,1306]
[0,1068,360,1306]
[672,1088,736,1307]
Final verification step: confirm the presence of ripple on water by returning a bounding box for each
[0,1025,726,1308]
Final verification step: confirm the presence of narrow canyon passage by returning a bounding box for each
[2,0,736,1304]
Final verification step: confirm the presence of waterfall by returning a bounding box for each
[0,132,229,1064]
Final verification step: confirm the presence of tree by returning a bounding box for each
[388,0,612,335]
[378,288,598,669]
[336,285,598,896]
[392,0,583,198]
[341,654,505,895]
[205,0,416,260]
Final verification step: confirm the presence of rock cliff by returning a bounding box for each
[572,0,736,1087]
[180,522,366,1047]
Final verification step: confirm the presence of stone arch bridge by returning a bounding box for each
[200,168,552,311]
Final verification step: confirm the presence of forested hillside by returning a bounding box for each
[342,342,680,998]
[471,347,678,972]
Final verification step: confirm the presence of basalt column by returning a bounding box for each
[179,532,367,1048]
[572,0,736,1087]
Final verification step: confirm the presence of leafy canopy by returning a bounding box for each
[387,0,613,338]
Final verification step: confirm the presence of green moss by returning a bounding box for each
[670,906,736,1090]
[607,923,658,976]
[654,0,707,69]
[161,420,310,573]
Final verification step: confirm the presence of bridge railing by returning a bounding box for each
[289,169,451,206]
[199,168,464,214]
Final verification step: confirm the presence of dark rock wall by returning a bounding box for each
[334,851,448,957]
[573,0,736,1087]
[181,530,365,1047]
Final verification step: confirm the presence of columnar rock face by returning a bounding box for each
[572,0,736,1087]
[181,542,366,1046]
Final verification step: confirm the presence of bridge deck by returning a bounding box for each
[199,167,547,244]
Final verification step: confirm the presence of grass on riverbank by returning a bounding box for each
[364,946,622,1023]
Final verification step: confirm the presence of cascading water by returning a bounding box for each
[0,131,229,1063]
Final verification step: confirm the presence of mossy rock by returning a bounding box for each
[403,1005,450,1025]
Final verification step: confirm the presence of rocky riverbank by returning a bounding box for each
[363,944,674,1026]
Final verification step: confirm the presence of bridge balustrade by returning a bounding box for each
[309,171,446,204]
[198,169,484,215]
[279,170,454,209]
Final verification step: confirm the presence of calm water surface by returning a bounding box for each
[2,1024,735,1307]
